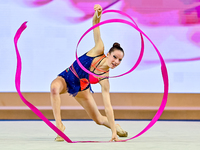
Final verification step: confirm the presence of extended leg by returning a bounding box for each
[75,90,128,137]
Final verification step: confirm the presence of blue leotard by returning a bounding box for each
[58,53,107,97]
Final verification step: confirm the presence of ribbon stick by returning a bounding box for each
[14,10,169,143]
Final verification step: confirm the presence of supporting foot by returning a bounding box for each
[55,124,66,142]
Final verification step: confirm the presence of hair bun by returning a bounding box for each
[113,42,120,48]
[109,42,124,55]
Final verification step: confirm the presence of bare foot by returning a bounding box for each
[116,124,128,137]
[55,124,66,142]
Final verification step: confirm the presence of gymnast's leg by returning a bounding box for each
[50,76,67,141]
[75,90,128,137]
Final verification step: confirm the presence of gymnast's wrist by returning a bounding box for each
[96,10,102,18]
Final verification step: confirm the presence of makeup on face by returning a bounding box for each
[107,50,124,69]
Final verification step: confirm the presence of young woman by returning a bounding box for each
[50,4,127,142]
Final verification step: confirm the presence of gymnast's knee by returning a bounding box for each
[50,82,60,96]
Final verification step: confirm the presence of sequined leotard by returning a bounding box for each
[58,52,109,96]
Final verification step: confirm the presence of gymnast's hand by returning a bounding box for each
[94,4,102,12]
[110,133,122,142]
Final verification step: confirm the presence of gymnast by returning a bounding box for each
[50,4,127,142]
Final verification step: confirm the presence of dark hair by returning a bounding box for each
[108,42,124,55]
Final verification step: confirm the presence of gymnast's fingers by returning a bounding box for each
[94,4,102,12]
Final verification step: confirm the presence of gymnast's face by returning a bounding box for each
[107,49,124,69]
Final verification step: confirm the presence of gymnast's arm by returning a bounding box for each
[87,4,104,56]
[99,78,120,141]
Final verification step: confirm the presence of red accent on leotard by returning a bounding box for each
[89,55,109,84]
[70,65,90,90]
[89,74,99,84]
[69,54,109,88]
